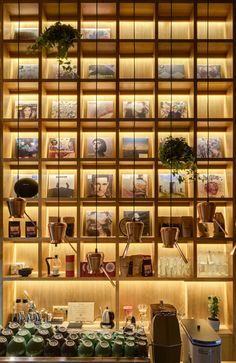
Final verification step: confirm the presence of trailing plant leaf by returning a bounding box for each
[28,21,81,75]
[159,136,198,183]
[208,295,220,319]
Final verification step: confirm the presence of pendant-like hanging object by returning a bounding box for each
[7,197,26,218]
[48,222,67,246]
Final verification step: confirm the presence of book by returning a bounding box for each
[85,136,113,158]
[16,138,38,158]
[123,101,150,118]
[51,100,77,119]
[47,174,75,198]
[81,28,111,39]
[48,138,76,158]
[159,174,186,198]
[12,174,38,197]
[198,174,225,198]
[14,27,38,40]
[86,174,113,198]
[18,64,39,79]
[52,64,77,80]
[85,211,113,237]
[123,211,150,236]
[160,101,188,119]
[197,65,221,79]
[158,64,185,79]
[122,137,149,158]
[197,137,223,158]
[87,100,114,119]
[88,64,115,79]
[121,174,149,198]
[15,101,38,119]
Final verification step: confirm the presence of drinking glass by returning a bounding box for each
[137,304,148,328]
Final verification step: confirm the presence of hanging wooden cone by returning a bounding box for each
[7,197,26,218]
[48,222,67,245]
[197,201,216,222]
[160,226,180,248]
[126,220,144,243]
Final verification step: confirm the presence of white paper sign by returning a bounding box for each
[67,302,95,322]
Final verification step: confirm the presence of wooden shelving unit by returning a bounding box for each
[0,0,235,360]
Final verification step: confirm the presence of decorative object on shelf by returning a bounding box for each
[86,135,113,158]
[122,136,149,158]
[100,306,115,329]
[9,221,21,238]
[47,137,75,159]
[81,28,111,40]
[28,21,81,74]
[45,255,61,277]
[159,136,197,183]
[197,64,221,79]
[160,101,187,119]
[208,296,220,331]
[18,267,33,277]
[15,100,38,120]
[158,64,185,79]
[25,221,37,238]
[121,173,149,198]
[161,227,188,264]
[119,219,144,259]
[18,64,39,80]
[48,222,66,246]
[16,138,38,159]
[123,101,150,119]
[197,136,223,158]
[88,64,115,79]
[65,255,75,277]
[86,174,113,198]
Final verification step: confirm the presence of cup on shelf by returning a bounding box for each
[26,336,45,357]
[6,336,26,357]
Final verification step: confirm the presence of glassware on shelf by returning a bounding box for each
[197,251,229,277]
[158,256,192,278]
[137,304,148,328]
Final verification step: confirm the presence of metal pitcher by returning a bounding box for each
[48,222,67,246]
[7,197,26,218]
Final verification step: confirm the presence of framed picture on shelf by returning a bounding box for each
[47,138,76,159]
[47,174,75,198]
[121,173,149,198]
[160,101,187,119]
[159,174,186,198]
[52,64,77,80]
[197,137,223,158]
[16,138,38,158]
[88,64,115,79]
[18,64,39,79]
[86,174,113,198]
[123,101,150,119]
[198,174,225,198]
[85,136,113,158]
[11,174,38,197]
[85,211,113,237]
[122,136,149,158]
[14,27,38,40]
[123,211,150,236]
[51,100,77,119]
[158,64,185,79]
[15,101,38,119]
[81,28,111,39]
[87,100,114,119]
[197,65,221,79]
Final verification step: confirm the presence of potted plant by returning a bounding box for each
[159,136,197,183]
[208,295,220,331]
[28,21,81,74]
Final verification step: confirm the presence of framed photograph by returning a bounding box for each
[86,174,113,198]
[52,64,77,80]
[15,101,38,119]
[47,174,75,198]
[85,211,113,237]
[85,136,113,158]
[51,100,77,119]
[19,64,39,79]
[14,27,38,40]
[122,137,149,158]
[123,211,150,236]
[81,28,111,39]
[198,174,225,198]
[25,221,37,238]
[48,138,76,159]
[160,101,187,119]
[121,174,149,198]
[197,137,223,158]
[12,174,38,198]
[88,64,115,79]
[159,174,186,198]
[87,100,114,119]
[123,101,150,119]
[197,65,221,79]
[16,138,38,158]
[158,64,185,79]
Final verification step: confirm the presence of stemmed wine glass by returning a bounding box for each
[137,304,148,328]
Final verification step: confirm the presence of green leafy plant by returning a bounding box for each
[208,295,220,319]
[28,21,81,74]
[159,136,197,183]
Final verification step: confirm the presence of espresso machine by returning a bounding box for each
[150,301,181,363]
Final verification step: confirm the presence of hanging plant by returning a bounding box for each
[28,21,81,74]
[159,136,197,183]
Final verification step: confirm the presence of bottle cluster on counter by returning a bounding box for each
[0,322,148,357]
